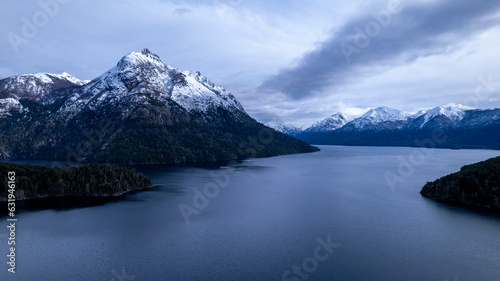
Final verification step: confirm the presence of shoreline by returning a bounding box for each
[0,184,154,203]
[0,185,155,216]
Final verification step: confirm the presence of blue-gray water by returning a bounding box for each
[1,146,500,281]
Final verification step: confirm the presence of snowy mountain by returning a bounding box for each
[268,121,303,136]
[53,49,244,118]
[346,106,411,130]
[0,72,87,102]
[459,108,500,129]
[424,105,467,124]
[405,105,469,130]
[0,72,88,116]
[287,105,500,150]
[0,49,245,119]
[0,49,317,163]
[411,110,426,119]
[305,112,353,133]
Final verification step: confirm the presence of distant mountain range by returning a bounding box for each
[0,49,317,164]
[273,106,500,149]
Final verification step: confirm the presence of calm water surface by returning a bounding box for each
[1,146,500,281]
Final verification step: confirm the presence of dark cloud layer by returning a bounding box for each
[259,0,500,100]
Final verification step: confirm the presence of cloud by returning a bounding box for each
[258,0,500,100]
[173,8,193,16]
[1,0,499,126]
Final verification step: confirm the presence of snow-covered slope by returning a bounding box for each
[305,112,353,132]
[268,121,303,135]
[0,98,25,117]
[419,106,467,127]
[348,106,410,130]
[404,105,471,130]
[411,110,426,119]
[59,49,244,116]
[0,72,86,102]
[458,108,500,128]
[170,70,244,113]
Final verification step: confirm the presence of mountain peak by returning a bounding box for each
[62,49,246,114]
[330,112,351,120]
[117,48,165,71]
[362,106,403,117]
[268,121,303,135]
[140,48,162,62]
[350,106,410,129]
[305,112,353,132]
[420,105,469,127]
[359,106,408,121]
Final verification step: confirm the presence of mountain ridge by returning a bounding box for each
[277,105,500,150]
[0,49,318,164]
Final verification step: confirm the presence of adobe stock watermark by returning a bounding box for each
[340,0,403,63]
[110,267,135,281]
[282,235,340,281]
[7,0,71,53]
[178,128,275,224]
[384,128,448,191]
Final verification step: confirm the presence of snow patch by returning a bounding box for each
[63,49,246,115]
[306,112,353,132]
[0,98,24,117]
[420,105,468,128]
[351,106,410,129]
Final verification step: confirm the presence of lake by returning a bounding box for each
[1,145,500,280]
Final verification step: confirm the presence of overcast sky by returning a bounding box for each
[2,0,500,127]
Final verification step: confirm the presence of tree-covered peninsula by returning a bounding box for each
[0,162,153,201]
[420,156,500,211]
